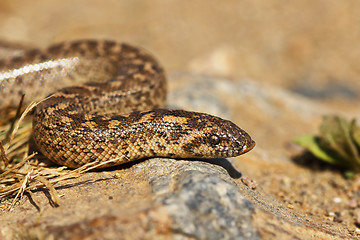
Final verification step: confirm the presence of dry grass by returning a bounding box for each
[0,99,120,211]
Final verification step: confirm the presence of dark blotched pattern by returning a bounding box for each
[0,40,255,168]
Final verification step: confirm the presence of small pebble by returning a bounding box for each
[327,212,335,217]
[114,173,122,178]
[355,209,360,226]
[241,176,257,189]
[349,198,357,209]
[333,212,342,223]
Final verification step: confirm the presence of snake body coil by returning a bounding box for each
[0,40,255,168]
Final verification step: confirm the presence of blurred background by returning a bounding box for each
[1,0,359,98]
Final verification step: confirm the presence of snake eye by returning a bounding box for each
[209,134,220,145]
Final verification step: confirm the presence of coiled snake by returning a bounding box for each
[0,40,255,168]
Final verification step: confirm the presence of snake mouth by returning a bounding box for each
[240,139,256,154]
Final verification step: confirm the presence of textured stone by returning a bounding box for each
[160,171,257,240]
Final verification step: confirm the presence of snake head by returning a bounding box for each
[204,120,255,158]
[121,109,255,161]
[178,111,255,159]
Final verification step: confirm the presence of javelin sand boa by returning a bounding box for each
[0,40,255,168]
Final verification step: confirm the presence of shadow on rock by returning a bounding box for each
[193,158,242,179]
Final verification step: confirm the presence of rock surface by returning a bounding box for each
[0,157,352,240]
[1,1,360,239]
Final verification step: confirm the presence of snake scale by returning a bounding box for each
[0,40,255,168]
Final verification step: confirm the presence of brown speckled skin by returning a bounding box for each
[0,40,255,168]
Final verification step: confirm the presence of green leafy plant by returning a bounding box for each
[292,115,360,173]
